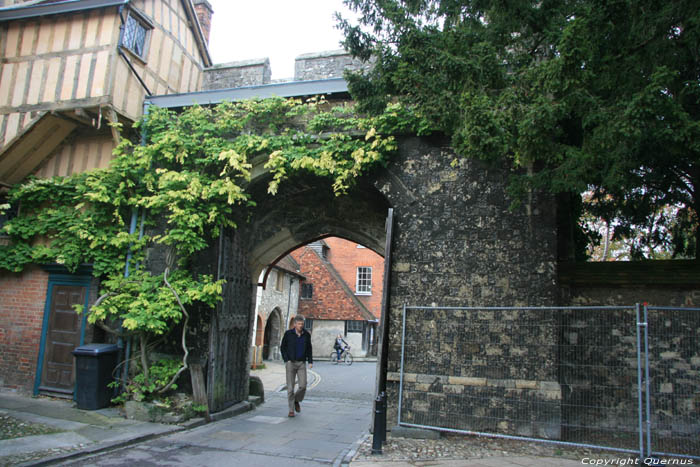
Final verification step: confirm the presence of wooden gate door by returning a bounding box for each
[263,318,272,360]
[39,285,85,394]
[207,228,253,412]
[375,208,394,396]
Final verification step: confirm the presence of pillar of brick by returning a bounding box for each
[0,266,49,393]
[193,0,213,44]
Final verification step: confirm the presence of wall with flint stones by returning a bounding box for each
[558,267,700,441]
[373,136,560,436]
[139,92,561,430]
[235,134,560,436]
[196,49,562,434]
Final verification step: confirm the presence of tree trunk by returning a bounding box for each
[140,334,150,385]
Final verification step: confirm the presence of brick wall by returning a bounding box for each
[0,266,48,392]
[193,0,213,44]
[290,246,367,321]
[324,237,384,319]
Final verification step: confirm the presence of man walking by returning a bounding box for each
[280,315,313,417]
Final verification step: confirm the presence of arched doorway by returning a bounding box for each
[253,314,263,367]
[263,308,282,360]
[203,173,391,412]
[255,315,263,347]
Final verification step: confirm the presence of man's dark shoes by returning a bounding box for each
[288,411,295,417]
[294,401,301,413]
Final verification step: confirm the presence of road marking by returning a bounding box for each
[309,368,321,390]
[246,415,286,424]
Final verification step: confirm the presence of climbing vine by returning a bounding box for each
[0,97,429,399]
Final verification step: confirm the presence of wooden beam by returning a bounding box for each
[0,115,76,184]
[105,106,121,146]
[558,260,700,287]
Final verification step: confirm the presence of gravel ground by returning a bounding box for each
[0,413,63,440]
[0,445,83,467]
[0,412,83,467]
[353,432,624,463]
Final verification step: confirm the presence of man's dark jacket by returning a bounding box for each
[280,328,313,364]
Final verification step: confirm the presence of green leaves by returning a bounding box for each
[0,96,426,403]
[87,269,222,335]
[0,96,421,338]
[339,0,700,259]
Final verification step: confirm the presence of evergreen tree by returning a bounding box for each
[338,0,700,259]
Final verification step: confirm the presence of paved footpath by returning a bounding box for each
[0,361,591,466]
[61,391,370,466]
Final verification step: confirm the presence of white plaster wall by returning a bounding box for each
[344,332,365,357]
[309,320,368,358]
[310,320,344,359]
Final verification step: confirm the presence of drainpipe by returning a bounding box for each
[119,101,150,389]
[286,276,296,330]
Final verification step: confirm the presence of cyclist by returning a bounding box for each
[333,334,348,362]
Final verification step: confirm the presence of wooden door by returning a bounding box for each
[207,228,253,412]
[375,208,393,396]
[263,318,272,360]
[40,285,85,394]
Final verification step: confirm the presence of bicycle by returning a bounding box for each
[329,345,353,365]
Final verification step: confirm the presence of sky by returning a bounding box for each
[206,1,358,80]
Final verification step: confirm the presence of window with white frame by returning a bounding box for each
[356,266,372,295]
[121,10,152,60]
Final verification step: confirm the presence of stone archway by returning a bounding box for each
[194,171,392,411]
[243,173,390,281]
[199,135,560,424]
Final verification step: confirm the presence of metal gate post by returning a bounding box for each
[397,303,408,426]
[635,303,645,460]
[372,392,386,454]
[643,303,652,459]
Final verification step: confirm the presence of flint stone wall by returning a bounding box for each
[389,306,562,438]
[559,276,700,441]
[254,268,300,361]
[203,58,272,89]
[294,49,372,81]
[145,133,561,430]
[372,136,560,437]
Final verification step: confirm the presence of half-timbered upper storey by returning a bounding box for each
[0,0,212,185]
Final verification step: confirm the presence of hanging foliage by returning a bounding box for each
[0,97,428,398]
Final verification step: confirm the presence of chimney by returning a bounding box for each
[193,0,213,44]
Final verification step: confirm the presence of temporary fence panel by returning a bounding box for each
[644,305,700,460]
[398,305,644,456]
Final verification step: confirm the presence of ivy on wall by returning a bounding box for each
[0,97,428,397]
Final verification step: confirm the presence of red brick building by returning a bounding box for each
[289,238,384,359]
[323,237,384,320]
